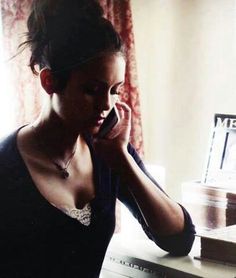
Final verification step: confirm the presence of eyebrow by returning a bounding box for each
[89,79,124,87]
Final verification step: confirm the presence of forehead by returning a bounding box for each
[70,53,126,85]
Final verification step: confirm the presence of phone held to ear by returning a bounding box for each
[97,108,118,138]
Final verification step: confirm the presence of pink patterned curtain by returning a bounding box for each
[1,0,43,127]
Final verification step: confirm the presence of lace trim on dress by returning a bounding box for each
[61,203,92,226]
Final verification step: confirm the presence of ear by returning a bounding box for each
[39,68,56,95]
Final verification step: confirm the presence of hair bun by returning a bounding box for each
[22,0,123,86]
[40,0,104,21]
[31,0,104,41]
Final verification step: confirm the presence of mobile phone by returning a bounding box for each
[97,108,118,138]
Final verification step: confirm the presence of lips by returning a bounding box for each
[93,115,105,126]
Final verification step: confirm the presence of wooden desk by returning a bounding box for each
[101,235,236,278]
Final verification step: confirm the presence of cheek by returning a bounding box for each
[73,94,93,109]
[60,95,92,120]
[82,95,96,111]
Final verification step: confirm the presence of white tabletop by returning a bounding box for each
[101,234,236,278]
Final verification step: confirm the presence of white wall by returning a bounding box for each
[131,0,236,201]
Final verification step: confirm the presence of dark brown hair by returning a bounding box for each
[20,0,124,90]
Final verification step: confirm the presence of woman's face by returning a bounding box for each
[52,53,126,134]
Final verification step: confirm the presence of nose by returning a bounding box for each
[97,91,112,112]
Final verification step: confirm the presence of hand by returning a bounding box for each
[106,101,131,144]
[93,101,131,166]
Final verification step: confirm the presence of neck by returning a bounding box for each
[31,111,83,162]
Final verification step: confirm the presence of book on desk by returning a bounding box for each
[196,224,236,266]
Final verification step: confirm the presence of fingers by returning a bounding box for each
[106,125,121,139]
[115,101,131,122]
[105,102,131,140]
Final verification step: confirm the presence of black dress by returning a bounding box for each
[0,127,195,278]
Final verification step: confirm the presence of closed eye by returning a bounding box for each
[83,84,103,96]
[82,80,124,96]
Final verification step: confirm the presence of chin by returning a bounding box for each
[87,126,100,135]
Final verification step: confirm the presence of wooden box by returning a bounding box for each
[182,181,236,230]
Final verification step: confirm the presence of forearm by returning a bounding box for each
[116,148,185,236]
[94,101,195,254]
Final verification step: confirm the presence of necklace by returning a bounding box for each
[31,125,77,179]
[53,149,76,179]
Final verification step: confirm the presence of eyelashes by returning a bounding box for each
[82,84,100,95]
[83,85,122,96]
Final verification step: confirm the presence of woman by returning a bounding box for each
[0,0,195,277]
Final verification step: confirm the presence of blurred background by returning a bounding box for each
[132,0,236,200]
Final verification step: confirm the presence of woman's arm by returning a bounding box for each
[118,144,195,255]
[94,101,195,255]
[116,148,184,236]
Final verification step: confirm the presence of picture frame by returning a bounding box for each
[202,113,236,187]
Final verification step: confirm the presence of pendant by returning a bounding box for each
[53,162,70,179]
[61,169,69,179]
